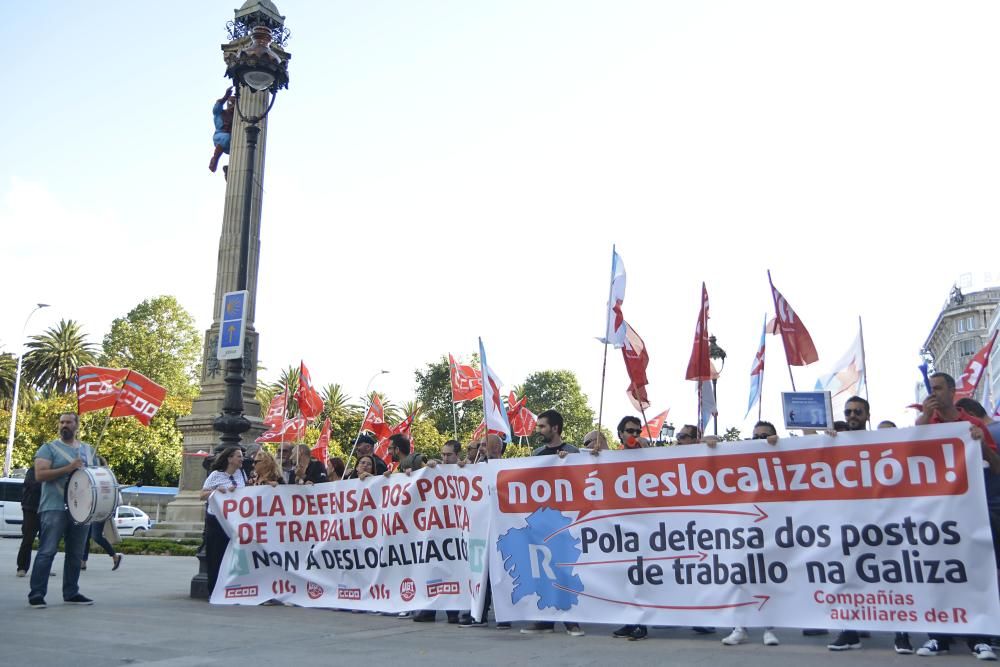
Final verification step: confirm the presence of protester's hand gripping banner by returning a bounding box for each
[210,466,488,610]
[481,424,1000,633]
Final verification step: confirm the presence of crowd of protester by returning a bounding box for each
[195,371,1000,660]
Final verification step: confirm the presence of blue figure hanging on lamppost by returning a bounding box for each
[208,87,235,175]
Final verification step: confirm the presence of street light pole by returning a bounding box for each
[708,335,727,437]
[4,303,50,478]
[212,23,289,453]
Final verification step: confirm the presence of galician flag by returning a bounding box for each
[814,323,866,400]
[599,247,627,348]
[479,337,512,442]
[746,316,767,418]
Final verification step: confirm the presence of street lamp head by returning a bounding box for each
[227,25,289,94]
[37,303,50,309]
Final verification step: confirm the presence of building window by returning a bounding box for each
[957,319,965,333]
[962,339,978,356]
[968,316,976,330]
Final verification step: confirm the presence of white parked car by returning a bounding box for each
[114,505,153,537]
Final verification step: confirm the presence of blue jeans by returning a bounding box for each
[29,510,90,602]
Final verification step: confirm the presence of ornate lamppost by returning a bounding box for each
[212,24,290,451]
[708,335,727,436]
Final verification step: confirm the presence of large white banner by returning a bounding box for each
[210,465,488,611]
[482,424,1000,633]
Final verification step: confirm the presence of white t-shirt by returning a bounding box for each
[202,469,247,517]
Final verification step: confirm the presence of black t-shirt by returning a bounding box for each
[531,442,580,456]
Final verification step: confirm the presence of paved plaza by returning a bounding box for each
[0,537,975,666]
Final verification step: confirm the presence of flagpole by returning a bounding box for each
[857,315,871,428]
[758,313,766,423]
[972,331,1000,399]
[767,270,797,391]
[696,381,703,439]
[597,245,617,432]
[449,361,460,440]
[639,407,652,445]
[93,368,131,459]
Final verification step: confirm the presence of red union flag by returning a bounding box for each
[312,418,331,464]
[622,321,650,411]
[361,395,391,440]
[374,413,415,466]
[295,361,324,421]
[256,417,307,443]
[76,366,128,414]
[110,371,167,426]
[641,408,670,440]
[768,271,819,366]
[264,391,287,429]
[956,331,998,400]
[507,392,537,439]
[449,353,483,402]
[685,283,713,381]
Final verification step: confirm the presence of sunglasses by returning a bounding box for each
[623,428,642,435]
[844,408,865,416]
[677,433,696,440]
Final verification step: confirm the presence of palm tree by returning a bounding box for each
[366,390,401,424]
[321,383,355,420]
[0,352,18,408]
[401,399,422,420]
[22,320,97,395]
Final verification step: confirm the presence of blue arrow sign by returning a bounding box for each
[217,290,248,361]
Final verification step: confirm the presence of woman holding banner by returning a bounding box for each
[199,447,247,596]
[344,454,377,481]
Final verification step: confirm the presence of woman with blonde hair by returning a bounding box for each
[251,451,283,487]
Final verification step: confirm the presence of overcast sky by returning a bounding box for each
[3,1,998,439]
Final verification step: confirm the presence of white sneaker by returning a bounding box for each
[973,644,998,661]
[15,570,26,577]
[917,639,948,656]
[763,629,780,646]
[722,628,748,645]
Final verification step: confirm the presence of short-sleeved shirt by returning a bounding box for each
[929,407,998,450]
[34,439,96,513]
[203,469,247,517]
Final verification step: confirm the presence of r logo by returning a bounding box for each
[529,544,555,579]
[469,539,487,573]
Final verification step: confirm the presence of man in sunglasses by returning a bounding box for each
[611,416,651,640]
[843,396,870,431]
[675,424,700,445]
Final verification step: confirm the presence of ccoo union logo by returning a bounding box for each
[400,578,416,602]
[224,585,258,599]
[338,585,361,600]
[426,580,460,597]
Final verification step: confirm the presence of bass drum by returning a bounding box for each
[66,467,120,525]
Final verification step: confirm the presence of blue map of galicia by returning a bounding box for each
[497,508,583,610]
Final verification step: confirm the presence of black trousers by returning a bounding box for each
[83,520,117,561]
[17,509,40,572]
[205,513,230,595]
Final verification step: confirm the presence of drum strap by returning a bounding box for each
[50,442,94,504]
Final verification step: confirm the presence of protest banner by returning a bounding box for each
[210,466,488,611]
[481,424,1000,633]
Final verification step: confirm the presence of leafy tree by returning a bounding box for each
[100,296,201,399]
[521,369,595,445]
[0,351,35,410]
[409,417,446,460]
[320,383,355,420]
[22,319,97,395]
[2,393,185,486]
[722,426,742,442]
[413,355,483,441]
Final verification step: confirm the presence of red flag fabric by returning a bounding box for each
[449,353,483,402]
[361,395,391,440]
[768,272,819,366]
[685,283,713,381]
[110,371,167,426]
[374,414,415,466]
[641,408,670,440]
[955,331,998,400]
[622,321,651,411]
[76,366,128,415]
[264,391,286,429]
[506,392,537,438]
[256,417,308,443]
[470,420,487,443]
[295,361,324,421]
[312,418,331,464]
